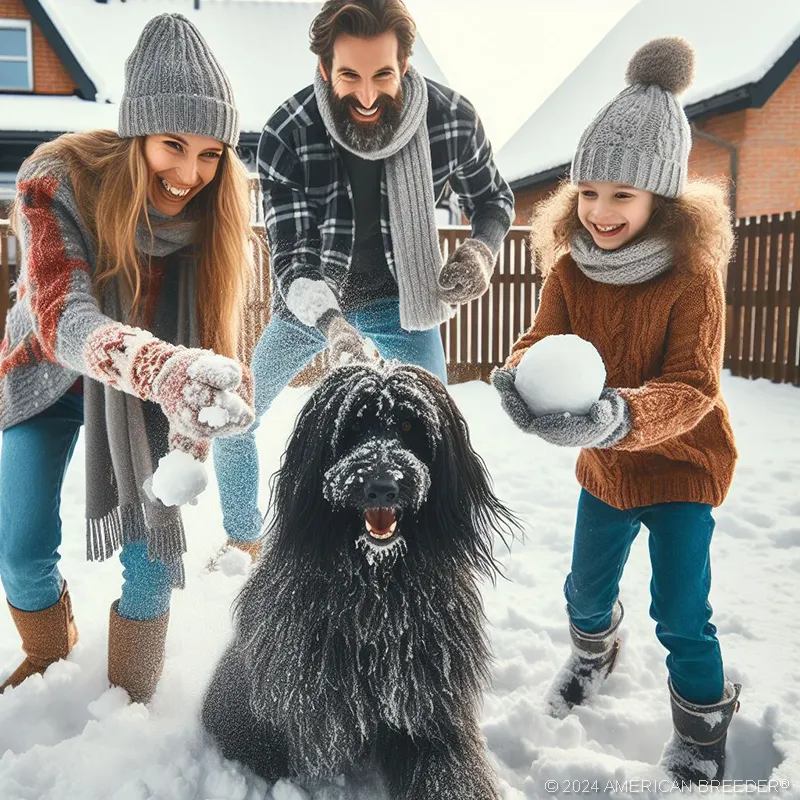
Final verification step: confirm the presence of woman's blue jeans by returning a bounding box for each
[565,488,725,704]
[0,392,174,620]
[213,298,448,542]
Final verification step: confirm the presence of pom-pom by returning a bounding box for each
[626,36,695,95]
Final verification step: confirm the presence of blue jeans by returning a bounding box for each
[565,489,724,705]
[214,298,448,541]
[0,392,175,620]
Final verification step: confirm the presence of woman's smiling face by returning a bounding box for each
[143,133,224,216]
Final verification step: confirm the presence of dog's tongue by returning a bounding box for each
[365,507,396,534]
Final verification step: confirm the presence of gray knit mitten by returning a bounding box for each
[491,367,631,448]
[438,238,495,304]
[323,315,371,366]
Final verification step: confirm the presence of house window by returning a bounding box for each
[0,20,33,92]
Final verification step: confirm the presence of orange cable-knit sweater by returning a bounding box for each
[504,254,737,510]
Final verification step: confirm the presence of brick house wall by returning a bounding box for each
[512,61,800,224]
[511,183,559,226]
[0,0,78,94]
[691,62,800,218]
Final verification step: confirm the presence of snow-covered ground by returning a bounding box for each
[1,373,798,800]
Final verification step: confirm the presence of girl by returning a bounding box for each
[492,38,741,784]
[0,14,256,704]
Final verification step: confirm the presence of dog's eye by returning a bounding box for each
[351,422,361,432]
[401,420,412,433]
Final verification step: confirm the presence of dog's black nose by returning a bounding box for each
[364,477,399,505]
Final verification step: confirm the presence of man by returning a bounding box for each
[214,0,514,546]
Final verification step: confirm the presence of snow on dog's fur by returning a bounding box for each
[202,363,519,799]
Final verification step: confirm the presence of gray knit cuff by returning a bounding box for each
[118,93,239,148]
[571,146,685,199]
[471,210,510,257]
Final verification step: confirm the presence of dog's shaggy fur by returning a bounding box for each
[202,364,518,799]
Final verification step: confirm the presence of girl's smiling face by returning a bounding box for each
[577,181,655,249]
[143,133,224,216]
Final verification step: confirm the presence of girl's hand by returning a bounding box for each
[491,366,537,429]
[492,368,630,448]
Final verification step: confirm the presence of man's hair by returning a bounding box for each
[310,0,416,71]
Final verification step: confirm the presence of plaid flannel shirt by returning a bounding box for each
[258,77,515,328]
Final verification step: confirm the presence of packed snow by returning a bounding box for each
[198,407,230,430]
[0,373,798,799]
[150,450,209,508]
[514,335,606,417]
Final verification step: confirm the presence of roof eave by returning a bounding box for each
[509,163,569,192]
[21,0,98,101]
[0,129,61,145]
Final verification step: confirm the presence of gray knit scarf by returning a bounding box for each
[570,229,673,285]
[314,65,454,331]
[84,208,198,588]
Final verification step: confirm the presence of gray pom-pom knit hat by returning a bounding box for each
[571,37,695,198]
[118,13,239,147]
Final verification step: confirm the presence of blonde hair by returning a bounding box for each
[529,178,734,278]
[14,130,256,358]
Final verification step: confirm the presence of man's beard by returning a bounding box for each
[326,83,404,153]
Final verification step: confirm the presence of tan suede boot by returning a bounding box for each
[1,582,79,694]
[107,600,169,704]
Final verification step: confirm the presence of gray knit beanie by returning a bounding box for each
[118,13,239,147]
[571,37,695,198]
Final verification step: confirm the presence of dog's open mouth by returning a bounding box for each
[364,507,398,542]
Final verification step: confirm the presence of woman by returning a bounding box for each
[0,13,257,704]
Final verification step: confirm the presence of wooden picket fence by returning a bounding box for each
[2,216,799,386]
[725,211,800,385]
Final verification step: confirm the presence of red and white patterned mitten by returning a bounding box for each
[85,324,255,441]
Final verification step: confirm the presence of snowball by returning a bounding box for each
[198,405,230,429]
[217,546,252,577]
[149,449,208,507]
[514,334,606,417]
[269,779,310,800]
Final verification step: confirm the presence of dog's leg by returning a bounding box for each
[201,644,289,780]
[376,721,500,800]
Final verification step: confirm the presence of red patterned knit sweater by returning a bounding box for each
[504,255,737,510]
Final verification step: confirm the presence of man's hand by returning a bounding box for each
[326,316,372,366]
[439,238,496,305]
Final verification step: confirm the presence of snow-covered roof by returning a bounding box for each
[1,94,118,132]
[496,0,800,186]
[5,0,448,135]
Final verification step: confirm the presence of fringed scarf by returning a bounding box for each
[84,208,198,588]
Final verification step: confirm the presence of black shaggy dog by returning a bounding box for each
[202,363,518,799]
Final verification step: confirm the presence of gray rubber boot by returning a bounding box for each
[544,600,624,718]
[661,679,741,784]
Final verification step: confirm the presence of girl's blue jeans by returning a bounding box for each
[566,488,725,704]
[213,298,448,542]
[0,392,174,620]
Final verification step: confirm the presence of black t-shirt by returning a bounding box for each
[338,148,398,312]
